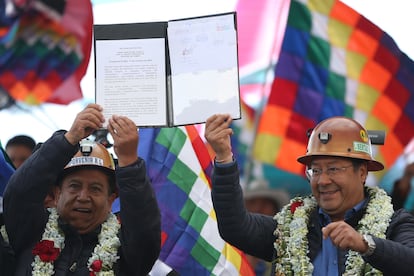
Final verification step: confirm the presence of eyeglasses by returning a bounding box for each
[307,164,354,179]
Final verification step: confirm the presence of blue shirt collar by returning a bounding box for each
[318,197,367,226]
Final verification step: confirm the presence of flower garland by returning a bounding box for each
[0,225,9,244]
[343,187,393,276]
[273,187,393,276]
[32,208,65,275]
[31,208,121,276]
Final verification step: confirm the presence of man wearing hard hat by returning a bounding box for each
[205,114,414,276]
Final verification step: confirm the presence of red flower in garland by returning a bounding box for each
[89,259,103,276]
[32,240,60,262]
[290,201,303,214]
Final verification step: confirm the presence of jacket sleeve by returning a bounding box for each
[116,158,161,276]
[211,161,276,261]
[365,209,414,275]
[3,130,78,253]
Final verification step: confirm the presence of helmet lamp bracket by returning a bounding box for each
[318,132,331,144]
[80,140,93,156]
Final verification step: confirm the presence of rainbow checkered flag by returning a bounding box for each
[232,0,311,196]
[0,0,93,106]
[138,126,254,276]
[253,0,414,184]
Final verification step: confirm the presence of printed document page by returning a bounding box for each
[95,38,167,127]
[167,13,240,125]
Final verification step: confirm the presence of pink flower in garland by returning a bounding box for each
[32,240,60,262]
[89,259,103,276]
[290,201,303,214]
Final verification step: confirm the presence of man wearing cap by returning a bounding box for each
[205,114,414,275]
[3,104,161,275]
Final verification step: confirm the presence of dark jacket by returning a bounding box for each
[211,161,414,276]
[3,130,161,276]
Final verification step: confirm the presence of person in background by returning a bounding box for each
[391,149,414,212]
[205,114,414,275]
[3,104,161,275]
[242,178,289,276]
[5,134,36,169]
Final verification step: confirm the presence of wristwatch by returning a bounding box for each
[361,234,376,257]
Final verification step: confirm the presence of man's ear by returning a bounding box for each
[360,163,368,184]
[54,185,62,197]
[106,193,117,214]
[108,192,117,205]
[43,186,60,208]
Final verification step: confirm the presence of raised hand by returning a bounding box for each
[107,115,139,167]
[65,104,105,145]
[204,114,233,163]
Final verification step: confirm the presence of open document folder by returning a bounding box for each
[94,12,241,127]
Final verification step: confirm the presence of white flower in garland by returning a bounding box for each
[343,187,393,276]
[32,207,65,276]
[273,187,393,276]
[0,225,9,244]
[87,212,121,275]
[31,208,121,276]
[274,196,316,276]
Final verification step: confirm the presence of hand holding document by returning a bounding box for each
[94,12,241,127]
